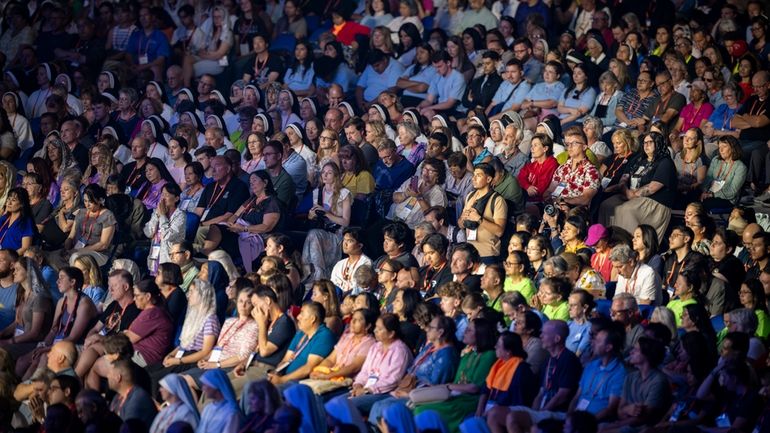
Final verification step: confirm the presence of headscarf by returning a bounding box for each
[382,402,417,433]
[143,115,170,146]
[253,113,274,138]
[148,80,165,99]
[338,101,356,119]
[324,395,367,433]
[537,114,562,143]
[206,258,231,322]
[414,411,449,433]
[370,103,391,125]
[286,122,312,149]
[282,383,327,433]
[100,71,118,90]
[55,73,72,93]
[4,71,20,89]
[200,369,238,408]
[244,84,261,108]
[459,417,492,433]
[102,88,119,104]
[300,97,318,117]
[278,89,300,115]
[178,279,217,348]
[2,91,25,117]
[40,63,53,83]
[110,259,142,289]
[19,257,49,299]
[0,161,16,218]
[205,114,230,137]
[158,374,200,423]
[182,110,206,133]
[469,113,490,133]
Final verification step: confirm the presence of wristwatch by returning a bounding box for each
[216,362,221,368]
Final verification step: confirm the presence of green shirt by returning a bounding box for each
[504,277,537,304]
[543,301,569,321]
[666,298,697,327]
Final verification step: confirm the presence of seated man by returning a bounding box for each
[356,49,404,111]
[108,359,157,429]
[642,70,686,136]
[266,301,336,387]
[330,228,373,295]
[544,127,599,208]
[487,59,532,118]
[418,51,467,119]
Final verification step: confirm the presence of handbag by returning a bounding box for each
[408,385,451,405]
[393,373,418,395]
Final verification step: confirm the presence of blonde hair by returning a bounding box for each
[611,128,638,154]
[320,161,344,214]
[74,255,102,287]
[83,143,117,188]
[175,123,199,151]
[370,26,394,53]
[317,128,340,164]
[366,120,387,142]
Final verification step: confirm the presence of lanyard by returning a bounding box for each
[0,214,17,245]
[749,98,766,116]
[654,93,672,118]
[342,256,361,282]
[206,181,228,210]
[290,333,312,362]
[80,210,102,242]
[715,160,736,181]
[137,33,152,57]
[544,348,564,391]
[422,262,446,293]
[605,155,629,180]
[586,361,614,398]
[126,161,145,187]
[666,258,686,286]
[57,292,82,336]
[219,318,250,348]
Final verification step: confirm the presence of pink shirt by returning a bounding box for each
[679,102,714,132]
[334,333,375,370]
[354,339,413,394]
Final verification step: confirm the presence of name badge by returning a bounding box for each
[365,375,378,388]
[74,238,86,249]
[175,350,185,359]
[208,347,223,363]
[467,229,477,241]
[14,326,24,337]
[53,335,64,344]
[202,209,210,221]
[552,182,566,197]
[149,244,161,261]
[715,413,731,428]
[240,43,250,56]
[218,56,229,67]
[139,55,149,65]
[246,352,256,368]
[576,399,590,411]
[99,328,108,336]
[600,177,611,189]
[709,180,725,193]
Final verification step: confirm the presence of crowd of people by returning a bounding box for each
[0,0,769,432]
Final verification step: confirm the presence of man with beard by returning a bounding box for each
[0,249,19,330]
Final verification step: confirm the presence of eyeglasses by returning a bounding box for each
[320,136,336,141]
[610,308,630,316]
[377,268,394,274]
[504,261,521,266]
[565,141,585,147]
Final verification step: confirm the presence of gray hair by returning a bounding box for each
[397,121,420,141]
[610,244,637,263]
[613,292,639,311]
[650,307,677,340]
[599,71,620,89]
[544,256,568,276]
[414,222,436,235]
[583,115,603,133]
[729,308,758,335]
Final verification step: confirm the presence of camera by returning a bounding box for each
[314,209,327,218]
[464,220,480,230]
[544,204,558,217]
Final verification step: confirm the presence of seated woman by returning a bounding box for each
[181,287,259,387]
[557,64,597,128]
[395,121,426,167]
[205,170,280,272]
[0,258,53,359]
[180,162,205,213]
[265,234,303,292]
[147,279,220,397]
[535,276,570,321]
[310,280,344,337]
[564,252,606,299]
[513,311,548,376]
[303,308,376,394]
[81,143,117,189]
[181,5,233,87]
[670,81,714,151]
[388,158,447,229]
[0,187,36,255]
[412,317,497,431]
[476,332,537,427]
[123,280,174,369]
[598,132,677,241]
[156,263,188,337]
[302,162,352,282]
[143,183,186,275]
[590,71,623,131]
[520,61,566,131]
[583,116,611,163]
[674,128,709,206]
[339,145,375,202]
[517,133,558,203]
[369,314,459,420]
[135,158,177,215]
[15,266,98,379]
[595,129,638,225]
[72,255,107,310]
[702,82,742,153]
[348,313,413,415]
[22,173,53,232]
[701,136,746,210]
[167,137,192,188]
[738,280,770,339]
[503,251,536,303]
[283,41,315,98]
[667,272,702,328]
[52,184,116,268]
[633,224,665,278]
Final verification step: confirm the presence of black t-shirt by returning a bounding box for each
[399,321,424,355]
[249,53,286,86]
[737,95,770,142]
[165,288,188,333]
[631,157,677,208]
[256,313,296,366]
[99,301,141,335]
[418,264,452,298]
[663,250,707,288]
[119,161,148,194]
[541,348,582,412]
[197,177,250,223]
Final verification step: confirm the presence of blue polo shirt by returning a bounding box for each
[528,81,566,103]
[558,87,598,120]
[402,65,438,100]
[491,80,532,110]
[576,357,626,415]
[285,325,335,374]
[358,60,405,102]
[428,69,467,112]
[126,29,171,64]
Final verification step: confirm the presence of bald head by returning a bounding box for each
[49,341,77,370]
[743,223,762,245]
[328,84,344,107]
[545,320,569,341]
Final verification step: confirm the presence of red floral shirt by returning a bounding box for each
[552,159,600,199]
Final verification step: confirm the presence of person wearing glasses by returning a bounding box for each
[643,70,687,136]
[545,127,599,209]
[610,244,663,307]
[735,71,770,194]
[170,241,199,292]
[703,81,742,155]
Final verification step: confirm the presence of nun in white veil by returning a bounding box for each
[150,374,200,433]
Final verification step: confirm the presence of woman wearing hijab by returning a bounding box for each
[2,91,34,154]
[180,110,207,146]
[282,383,326,433]
[598,131,676,240]
[199,368,242,433]
[150,373,200,433]
[206,259,231,323]
[252,113,274,139]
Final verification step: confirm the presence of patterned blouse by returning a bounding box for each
[552,159,600,199]
[217,317,259,360]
